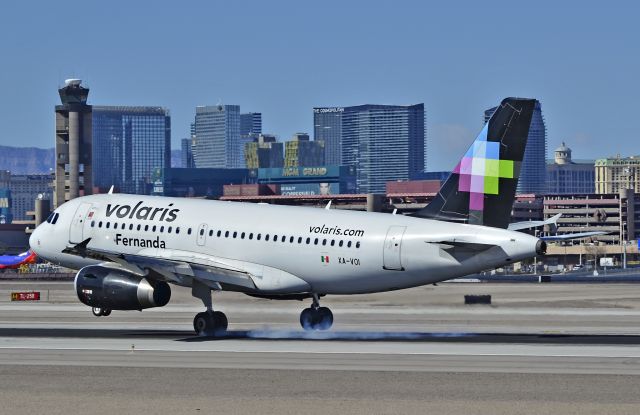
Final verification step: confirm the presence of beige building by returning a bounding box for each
[595,156,640,194]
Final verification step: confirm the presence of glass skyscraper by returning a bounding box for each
[92,106,170,195]
[194,105,241,168]
[341,104,425,194]
[313,107,343,165]
[484,100,547,194]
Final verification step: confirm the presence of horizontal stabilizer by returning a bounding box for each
[508,213,562,231]
[540,231,607,241]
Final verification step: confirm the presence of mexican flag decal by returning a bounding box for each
[321,254,329,265]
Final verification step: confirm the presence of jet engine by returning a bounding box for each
[75,265,171,310]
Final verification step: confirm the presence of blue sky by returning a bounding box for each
[0,0,638,170]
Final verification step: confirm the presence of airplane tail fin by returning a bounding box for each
[414,97,536,228]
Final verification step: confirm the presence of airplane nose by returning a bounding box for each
[29,225,42,255]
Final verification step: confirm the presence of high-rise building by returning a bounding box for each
[546,142,595,194]
[595,156,640,194]
[240,113,262,136]
[92,106,171,194]
[54,79,93,207]
[245,134,284,169]
[314,107,343,165]
[181,138,195,168]
[284,133,325,168]
[341,104,425,194]
[0,172,52,222]
[194,105,241,168]
[484,100,547,194]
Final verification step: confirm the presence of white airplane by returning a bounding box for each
[29,98,586,336]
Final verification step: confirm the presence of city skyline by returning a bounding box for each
[0,1,638,171]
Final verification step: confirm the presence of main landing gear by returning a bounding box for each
[92,307,111,317]
[299,294,333,331]
[192,280,228,336]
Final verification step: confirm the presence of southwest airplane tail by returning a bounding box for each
[415,97,536,228]
[0,250,37,269]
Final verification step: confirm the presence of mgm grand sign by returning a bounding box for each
[282,167,328,177]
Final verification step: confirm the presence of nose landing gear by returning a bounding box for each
[299,294,333,331]
[91,307,111,317]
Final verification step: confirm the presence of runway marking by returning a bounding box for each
[0,344,638,359]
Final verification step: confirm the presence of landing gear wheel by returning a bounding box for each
[92,307,103,317]
[316,307,333,330]
[300,307,316,331]
[212,311,228,333]
[193,311,228,336]
[100,308,112,317]
[300,307,334,331]
[193,312,214,335]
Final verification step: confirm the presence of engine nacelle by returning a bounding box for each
[75,265,171,310]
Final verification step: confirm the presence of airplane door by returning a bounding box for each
[69,203,92,244]
[196,223,208,246]
[383,226,406,271]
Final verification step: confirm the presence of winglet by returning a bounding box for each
[325,200,332,210]
[108,185,115,195]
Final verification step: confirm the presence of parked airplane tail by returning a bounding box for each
[414,97,536,229]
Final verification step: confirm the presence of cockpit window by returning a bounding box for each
[45,213,54,223]
[51,213,59,224]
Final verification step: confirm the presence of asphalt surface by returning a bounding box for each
[1,281,639,414]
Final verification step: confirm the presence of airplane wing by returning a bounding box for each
[62,238,310,293]
[63,238,257,290]
[508,213,562,231]
[540,231,607,241]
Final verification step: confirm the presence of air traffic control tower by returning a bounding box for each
[54,79,93,207]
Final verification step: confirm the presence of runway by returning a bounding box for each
[1,281,640,414]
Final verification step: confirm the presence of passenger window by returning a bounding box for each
[217,230,222,237]
[160,226,164,233]
[91,221,95,227]
[168,226,172,233]
[241,232,245,239]
[306,237,310,244]
[249,233,253,240]
[144,225,149,231]
[129,224,133,230]
[121,223,126,230]
[347,241,352,248]
[339,240,343,247]
[225,231,229,238]
[187,228,192,235]
[356,241,360,248]
[298,237,302,244]
[208,230,213,237]
[106,222,110,229]
[176,227,180,234]
[199,228,204,236]
[99,221,103,228]
[322,239,327,246]
[314,238,318,245]
[273,234,277,241]
[152,225,157,232]
[281,235,286,242]
[331,240,335,246]
[289,236,294,243]
[266,234,270,241]
[137,224,141,231]
[257,233,262,240]
[233,231,237,238]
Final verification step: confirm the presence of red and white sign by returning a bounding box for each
[11,291,40,301]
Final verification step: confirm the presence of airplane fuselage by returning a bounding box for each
[30,194,541,295]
